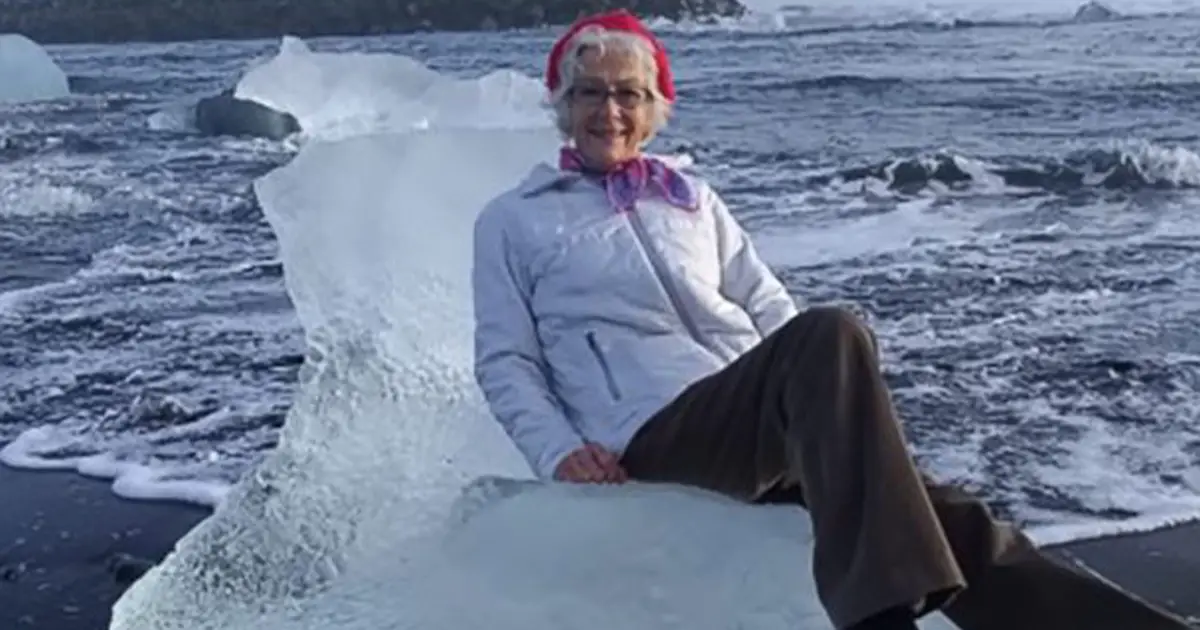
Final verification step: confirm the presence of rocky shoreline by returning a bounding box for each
[0,0,745,44]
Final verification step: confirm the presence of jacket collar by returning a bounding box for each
[517,152,695,199]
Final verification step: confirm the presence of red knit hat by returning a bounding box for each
[544,10,677,102]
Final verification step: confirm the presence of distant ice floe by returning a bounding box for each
[0,33,69,103]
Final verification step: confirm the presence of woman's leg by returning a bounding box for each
[620,306,1189,630]
[925,482,1188,630]
[621,306,961,628]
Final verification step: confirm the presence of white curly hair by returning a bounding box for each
[547,27,672,144]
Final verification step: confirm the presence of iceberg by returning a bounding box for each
[1072,1,1121,22]
[111,44,961,630]
[232,36,548,141]
[0,33,70,103]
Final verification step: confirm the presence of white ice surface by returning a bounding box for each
[0,33,69,103]
[233,36,548,141]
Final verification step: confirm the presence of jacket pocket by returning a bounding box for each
[585,331,622,400]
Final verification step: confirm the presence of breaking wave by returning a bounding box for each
[812,143,1200,196]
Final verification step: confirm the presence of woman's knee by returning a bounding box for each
[796,305,864,327]
[782,305,878,352]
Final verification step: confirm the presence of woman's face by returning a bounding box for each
[566,46,656,171]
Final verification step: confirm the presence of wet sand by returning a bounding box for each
[0,467,209,630]
[1,465,1196,629]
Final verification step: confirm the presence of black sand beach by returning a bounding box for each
[1,464,1197,630]
[0,467,209,630]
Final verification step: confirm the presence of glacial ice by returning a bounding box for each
[233,36,548,141]
[0,33,70,103]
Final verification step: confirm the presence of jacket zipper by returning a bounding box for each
[624,207,716,356]
[585,331,621,400]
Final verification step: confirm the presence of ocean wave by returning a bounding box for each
[658,0,1198,36]
[815,142,1200,195]
[0,130,112,162]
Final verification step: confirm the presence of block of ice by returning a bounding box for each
[0,33,69,103]
[233,36,548,141]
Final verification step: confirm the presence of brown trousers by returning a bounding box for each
[620,306,1189,630]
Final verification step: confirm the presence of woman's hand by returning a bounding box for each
[554,443,628,484]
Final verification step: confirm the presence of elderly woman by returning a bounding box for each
[470,10,1188,630]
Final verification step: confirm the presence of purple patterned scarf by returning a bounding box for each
[558,147,698,213]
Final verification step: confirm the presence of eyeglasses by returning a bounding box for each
[568,84,652,109]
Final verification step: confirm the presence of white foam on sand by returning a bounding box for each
[0,429,229,506]
[0,33,69,103]
[106,39,966,630]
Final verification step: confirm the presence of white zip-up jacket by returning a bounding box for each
[471,156,798,479]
